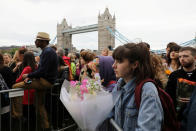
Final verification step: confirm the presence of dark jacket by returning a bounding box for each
[181,88,196,131]
[0,66,15,89]
[9,62,23,82]
[55,67,69,85]
[53,66,69,94]
[0,66,15,108]
[165,68,196,108]
[28,47,58,84]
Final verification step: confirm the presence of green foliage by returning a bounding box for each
[0,48,19,56]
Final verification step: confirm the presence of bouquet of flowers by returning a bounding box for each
[177,78,196,103]
[177,78,196,111]
[60,74,120,131]
[69,74,102,100]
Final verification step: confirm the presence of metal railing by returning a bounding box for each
[110,119,122,131]
[0,86,76,131]
[1,87,122,131]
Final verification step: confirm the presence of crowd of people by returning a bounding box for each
[0,32,196,131]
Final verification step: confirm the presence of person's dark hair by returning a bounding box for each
[167,44,181,66]
[80,49,85,53]
[160,53,167,63]
[50,45,57,51]
[179,46,196,56]
[64,48,69,56]
[22,52,36,71]
[141,42,150,49]
[57,48,64,57]
[0,53,4,69]
[75,53,80,59]
[167,42,177,49]
[112,42,155,84]
[80,51,95,63]
[58,56,65,66]
[108,45,113,51]
[18,47,28,55]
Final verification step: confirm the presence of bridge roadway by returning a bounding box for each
[62,24,98,34]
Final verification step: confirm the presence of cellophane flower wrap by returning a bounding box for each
[60,73,120,131]
[177,78,196,111]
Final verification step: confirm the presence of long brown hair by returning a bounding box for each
[22,52,36,71]
[112,42,155,84]
[151,53,168,88]
[80,50,95,63]
[0,53,4,69]
[167,44,181,67]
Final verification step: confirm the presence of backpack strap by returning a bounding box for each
[135,78,156,109]
[0,73,9,90]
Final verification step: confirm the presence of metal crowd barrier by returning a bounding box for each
[0,86,76,131]
[110,119,122,131]
[0,87,122,131]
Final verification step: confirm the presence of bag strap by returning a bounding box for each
[0,73,9,90]
[135,78,156,109]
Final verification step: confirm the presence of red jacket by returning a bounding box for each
[62,56,74,80]
[16,66,35,105]
[62,56,70,67]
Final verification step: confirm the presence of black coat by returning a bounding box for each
[0,66,15,89]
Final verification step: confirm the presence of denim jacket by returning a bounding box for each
[113,78,163,131]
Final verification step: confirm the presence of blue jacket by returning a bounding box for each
[28,47,58,84]
[113,78,163,131]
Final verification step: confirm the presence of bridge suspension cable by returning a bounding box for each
[107,27,196,54]
[50,36,57,44]
[107,26,142,44]
[151,38,196,54]
[179,39,196,47]
[106,27,127,44]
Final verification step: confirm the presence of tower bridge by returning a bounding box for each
[62,24,98,34]
[57,8,115,51]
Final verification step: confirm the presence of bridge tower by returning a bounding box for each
[57,8,115,52]
[98,8,115,51]
[57,19,72,49]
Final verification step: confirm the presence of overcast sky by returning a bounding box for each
[0,0,195,50]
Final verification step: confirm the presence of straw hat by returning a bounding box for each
[36,32,50,41]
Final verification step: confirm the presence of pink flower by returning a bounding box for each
[70,81,78,87]
[82,79,88,86]
[80,85,88,94]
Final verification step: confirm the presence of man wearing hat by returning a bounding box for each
[22,32,58,87]
[13,32,58,130]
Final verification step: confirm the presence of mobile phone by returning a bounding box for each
[26,80,32,84]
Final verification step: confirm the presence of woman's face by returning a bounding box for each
[3,55,11,64]
[18,53,24,62]
[112,59,134,79]
[101,50,108,56]
[170,51,179,60]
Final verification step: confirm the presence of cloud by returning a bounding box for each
[0,0,195,50]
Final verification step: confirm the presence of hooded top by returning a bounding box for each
[97,56,116,87]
